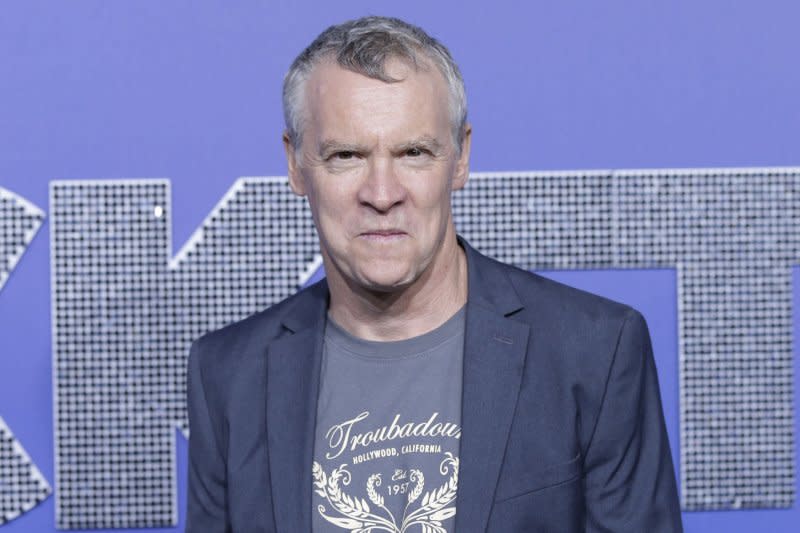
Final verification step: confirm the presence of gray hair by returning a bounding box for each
[283,16,468,152]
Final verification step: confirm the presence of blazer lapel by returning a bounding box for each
[455,240,530,532]
[266,281,328,533]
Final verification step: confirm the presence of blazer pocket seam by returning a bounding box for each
[494,471,583,504]
[493,453,582,503]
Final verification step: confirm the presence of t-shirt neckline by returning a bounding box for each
[324,305,467,360]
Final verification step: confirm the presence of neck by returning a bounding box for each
[327,233,468,341]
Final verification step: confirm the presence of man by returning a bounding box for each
[186,16,682,532]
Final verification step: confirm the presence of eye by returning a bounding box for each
[334,151,356,160]
[405,147,424,157]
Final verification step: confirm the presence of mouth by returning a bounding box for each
[358,230,407,241]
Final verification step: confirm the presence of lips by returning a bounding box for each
[361,230,405,236]
[359,230,407,240]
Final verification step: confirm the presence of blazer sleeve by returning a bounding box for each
[186,338,231,533]
[583,310,683,532]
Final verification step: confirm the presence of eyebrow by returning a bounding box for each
[393,136,443,154]
[317,140,367,157]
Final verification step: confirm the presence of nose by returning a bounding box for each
[357,156,407,212]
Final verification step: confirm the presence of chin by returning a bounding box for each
[359,277,413,293]
[356,268,417,293]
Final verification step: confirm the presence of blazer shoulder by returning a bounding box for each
[502,260,637,327]
[495,260,648,379]
[190,279,327,372]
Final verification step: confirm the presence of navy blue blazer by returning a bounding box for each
[186,240,683,532]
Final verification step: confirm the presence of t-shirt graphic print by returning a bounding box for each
[312,308,465,533]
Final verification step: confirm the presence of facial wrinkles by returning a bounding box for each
[298,62,457,256]
[305,84,450,204]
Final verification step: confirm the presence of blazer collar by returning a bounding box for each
[459,235,524,317]
[280,277,329,334]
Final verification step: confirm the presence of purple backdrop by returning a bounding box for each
[1,0,798,531]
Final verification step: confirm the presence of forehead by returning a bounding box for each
[301,58,451,142]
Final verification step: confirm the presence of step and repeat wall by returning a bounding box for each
[1,1,799,531]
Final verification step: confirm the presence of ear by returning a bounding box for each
[452,123,472,191]
[283,131,306,196]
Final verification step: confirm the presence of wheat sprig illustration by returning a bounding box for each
[401,454,458,531]
[406,470,425,506]
[366,473,385,507]
[313,461,399,532]
[313,455,458,533]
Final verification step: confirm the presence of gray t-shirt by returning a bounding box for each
[312,307,465,533]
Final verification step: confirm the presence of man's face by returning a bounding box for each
[285,59,471,293]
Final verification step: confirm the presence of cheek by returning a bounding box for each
[308,187,355,242]
[416,182,454,222]
[306,175,340,216]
